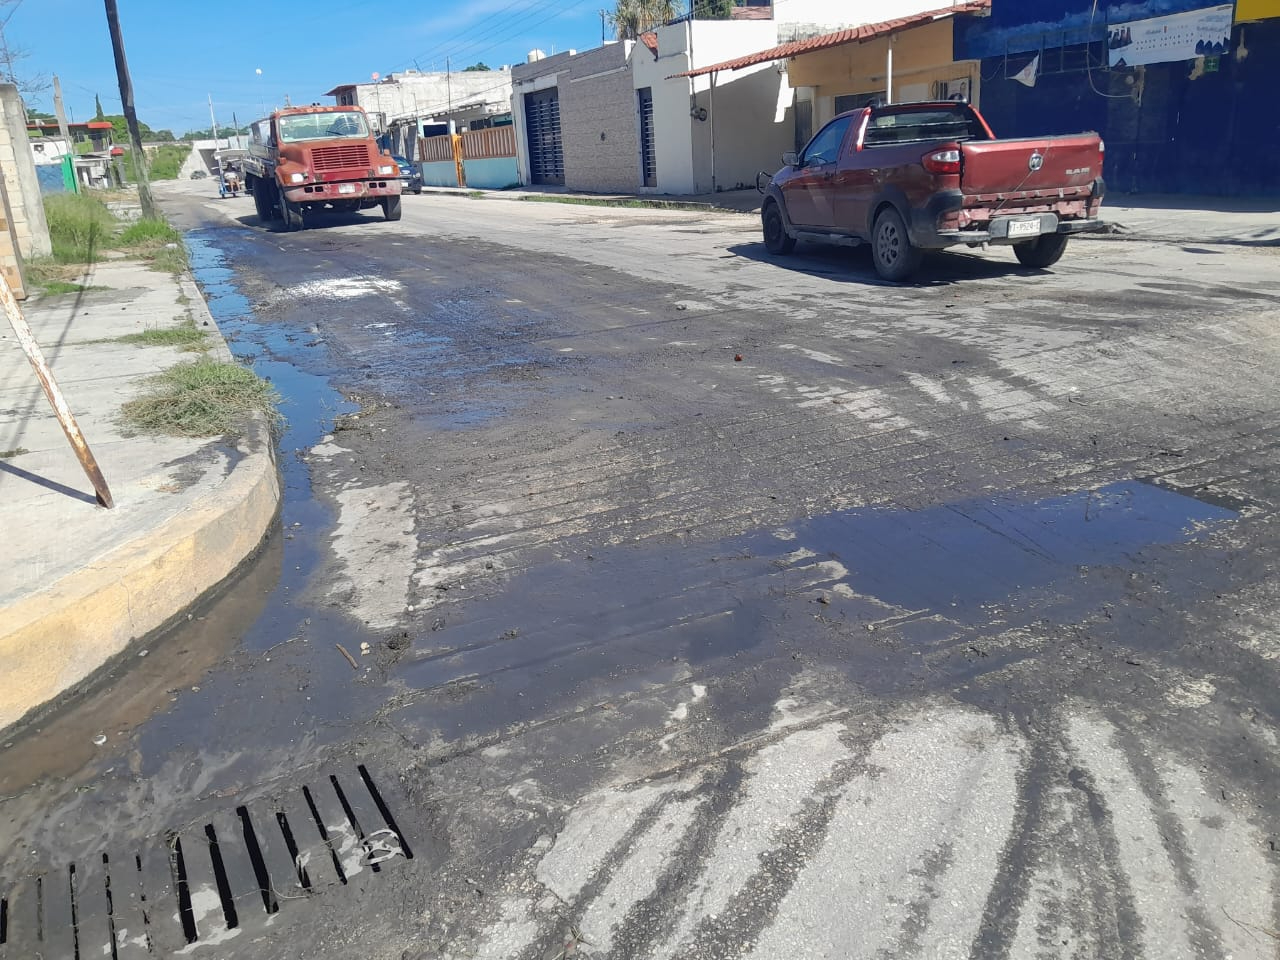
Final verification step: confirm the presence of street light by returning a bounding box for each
[255,68,265,116]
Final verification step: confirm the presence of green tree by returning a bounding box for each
[693,0,733,18]
[463,62,492,71]
[94,93,105,120]
[608,0,681,40]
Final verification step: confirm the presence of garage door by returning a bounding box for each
[524,89,564,186]
[638,87,656,188]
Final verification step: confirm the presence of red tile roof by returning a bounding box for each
[669,0,990,79]
[639,31,659,59]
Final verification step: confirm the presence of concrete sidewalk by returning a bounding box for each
[0,261,279,733]
[419,184,1279,246]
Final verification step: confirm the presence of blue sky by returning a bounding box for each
[9,0,607,135]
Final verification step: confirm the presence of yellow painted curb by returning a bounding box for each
[0,422,280,733]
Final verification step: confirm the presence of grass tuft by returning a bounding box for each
[116,319,208,350]
[36,279,93,296]
[44,193,117,264]
[0,447,29,459]
[119,218,182,246]
[121,359,280,437]
[148,242,190,274]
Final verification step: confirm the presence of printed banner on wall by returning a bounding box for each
[1107,4,1234,67]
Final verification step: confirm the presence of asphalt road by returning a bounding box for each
[2,181,1278,960]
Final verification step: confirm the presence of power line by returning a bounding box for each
[385,0,545,73]
[417,0,565,67]
[392,0,596,79]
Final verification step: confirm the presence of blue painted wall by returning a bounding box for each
[421,160,460,188]
[462,157,519,190]
[36,164,68,195]
[969,3,1280,195]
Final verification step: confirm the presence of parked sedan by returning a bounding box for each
[393,156,422,195]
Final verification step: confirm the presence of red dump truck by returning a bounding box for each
[242,105,402,231]
[760,101,1105,281]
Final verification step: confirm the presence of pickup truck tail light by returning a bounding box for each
[922,148,962,175]
[1098,137,1106,164]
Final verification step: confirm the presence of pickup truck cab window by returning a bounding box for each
[799,116,854,167]
[862,106,990,148]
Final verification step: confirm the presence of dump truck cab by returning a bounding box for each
[242,105,402,230]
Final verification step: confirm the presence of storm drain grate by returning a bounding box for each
[0,763,413,958]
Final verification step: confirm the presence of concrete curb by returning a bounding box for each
[416,186,732,214]
[0,273,281,735]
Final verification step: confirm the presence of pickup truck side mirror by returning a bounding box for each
[782,151,799,168]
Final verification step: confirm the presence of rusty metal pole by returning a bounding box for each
[452,132,466,189]
[0,273,114,508]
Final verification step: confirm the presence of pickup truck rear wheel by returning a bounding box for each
[1013,233,1069,269]
[872,207,922,282]
[382,195,402,222]
[762,202,795,255]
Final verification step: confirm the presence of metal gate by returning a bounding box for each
[638,87,656,188]
[524,89,564,186]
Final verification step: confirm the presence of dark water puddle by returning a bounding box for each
[0,234,382,802]
[115,234,384,779]
[788,479,1237,619]
[384,478,1238,744]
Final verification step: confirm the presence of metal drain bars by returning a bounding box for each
[0,763,412,958]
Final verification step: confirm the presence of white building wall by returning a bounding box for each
[340,70,513,124]
[634,19,783,194]
[773,0,972,40]
[633,22,697,194]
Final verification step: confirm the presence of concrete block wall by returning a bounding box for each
[0,84,53,263]
[559,44,642,194]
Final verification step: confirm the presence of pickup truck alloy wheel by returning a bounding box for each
[1013,233,1070,269]
[872,207,922,282]
[762,202,795,255]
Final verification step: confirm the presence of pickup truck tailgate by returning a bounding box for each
[960,134,1102,196]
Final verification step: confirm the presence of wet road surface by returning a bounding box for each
[2,181,1278,959]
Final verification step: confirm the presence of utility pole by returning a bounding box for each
[209,93,226,196]
[446,56,452,116]
[52,74,71,145]
[103,0,155,219]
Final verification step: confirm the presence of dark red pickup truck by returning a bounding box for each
[760,101,1105,281]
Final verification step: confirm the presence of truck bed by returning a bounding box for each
[961,134,1102,198]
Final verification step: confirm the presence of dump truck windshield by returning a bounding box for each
[278,111,369,142]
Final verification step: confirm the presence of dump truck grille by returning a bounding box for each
[311,144,372,172]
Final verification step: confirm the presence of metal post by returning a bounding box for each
[709,70,718,194]
[0,273,114,508]
[886,44,893,103]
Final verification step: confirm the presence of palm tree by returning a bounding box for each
[608,0,682,40]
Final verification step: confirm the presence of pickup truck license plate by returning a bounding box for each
[338,183,357,194]
[1007,218,1041,238]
